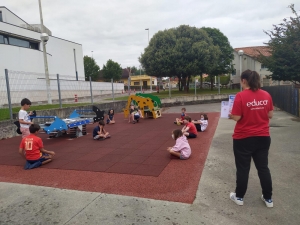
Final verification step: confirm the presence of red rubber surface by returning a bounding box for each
[0,112,219,203]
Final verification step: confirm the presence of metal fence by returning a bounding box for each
[0,69,124,120]
[262,85,300,117]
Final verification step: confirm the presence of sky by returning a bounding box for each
[2,0,299,69]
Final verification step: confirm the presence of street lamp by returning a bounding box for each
[145,28,149,43]
[91,51,93,59]
[145,28,152,92]
[38,0,52,104]
[238,50,244,91]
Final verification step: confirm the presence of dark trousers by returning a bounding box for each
[233,136,272,199]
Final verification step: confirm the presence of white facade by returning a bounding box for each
[231,49,291,87]
[0,6,84,80]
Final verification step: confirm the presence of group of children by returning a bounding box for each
[92,105,144,140]
[168,108,209,160]
[17,98,208,170]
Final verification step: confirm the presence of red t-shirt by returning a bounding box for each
[231,89,273,139]
[19,134,43,160]
[187,122,198,135]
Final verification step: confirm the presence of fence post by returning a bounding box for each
[5,69,13,120]
[194,78,196,97]
[218,75,220,94]
[128,76,131,96]
[89,76,93,104]
[169,77,171,98]
[57,74,62,109]
[111,78,115,102]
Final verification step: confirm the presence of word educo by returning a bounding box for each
[247,99,268,107]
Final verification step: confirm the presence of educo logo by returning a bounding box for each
[246,99,268,107]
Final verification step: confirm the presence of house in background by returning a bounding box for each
[232,46,291,87]
[98,69,157,88]
[0,6,84,80]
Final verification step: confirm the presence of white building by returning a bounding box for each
[0,6,84,80]
[0,7,124,106]
[231,46,291,87]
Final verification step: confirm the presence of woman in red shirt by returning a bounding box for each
[229,70,274,208]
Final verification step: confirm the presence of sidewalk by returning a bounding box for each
[0,103,299,225]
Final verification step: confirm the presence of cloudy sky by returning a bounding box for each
[2,0,298,69]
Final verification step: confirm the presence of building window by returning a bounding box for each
[133,82,140,85]
[232,69,236,75]
[0,33,39,50]
[152,81,154,84]
[0,34,4,44]
[9,36,30,48]
[0,11,3,22]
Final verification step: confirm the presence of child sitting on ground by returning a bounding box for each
[182,116,197,138]
[174,107,187,125]
[128,105,143,124]
[167,129,191,160]
[19,124,55,170]
[192,113,208,132]
[93,120,111,140]
[106,109,115,124]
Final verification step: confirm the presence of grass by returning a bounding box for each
[107,88,240,101]
[0,103,90,121]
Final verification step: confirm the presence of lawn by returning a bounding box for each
[108,88,239,101]
[0,103,90,121]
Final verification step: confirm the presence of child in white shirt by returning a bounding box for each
[193,113,208,132]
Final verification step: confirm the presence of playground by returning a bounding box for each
[0,110,219,203]
[0,103,300,225]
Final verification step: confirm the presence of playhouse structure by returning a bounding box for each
[123,94,162,119]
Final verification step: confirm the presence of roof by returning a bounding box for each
[234,46,271,58]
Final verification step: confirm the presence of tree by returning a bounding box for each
[201,27,234,90]
[102,59,122,81]
[258,4,300,84]
[83,56,100,81]
[139,25,221,92]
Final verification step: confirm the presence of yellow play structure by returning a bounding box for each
[123,94,162,119]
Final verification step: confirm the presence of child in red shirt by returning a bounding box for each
[182,116,197,138]
[19,124,55,170]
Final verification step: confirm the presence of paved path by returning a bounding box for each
[1,103,299,225]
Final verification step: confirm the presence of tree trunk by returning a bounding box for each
[210,76,214,91]
[200,74,203,90]
[182,76,187,92]
[186,75,191,93]
[178,76,183,91]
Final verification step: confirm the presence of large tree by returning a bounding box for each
[139,25,221,92]
[102,59,122,81]
[83,56,100,81]
[201,27,234,90]
[258,4,300,84]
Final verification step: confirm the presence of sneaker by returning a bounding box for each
[132,121,136,124]
[136,119,139,123]
[261,195,273,208]
[230,192,244,206]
